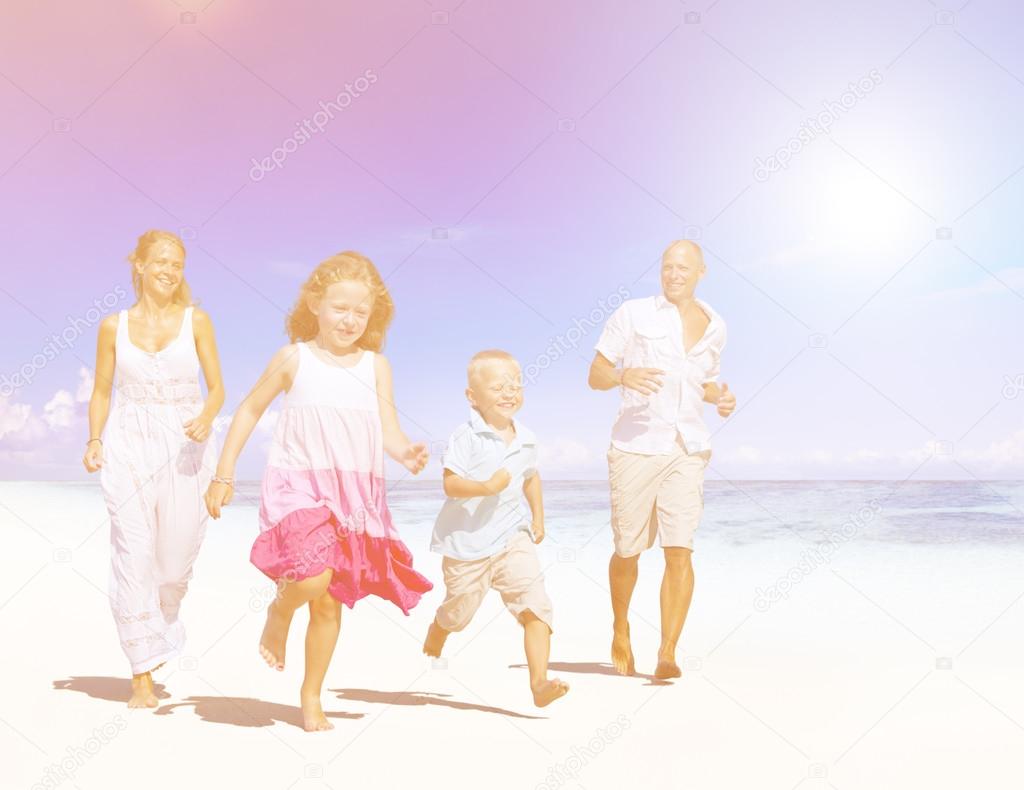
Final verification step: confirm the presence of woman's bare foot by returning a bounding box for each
[259,600,292,671]
[128,672,159,708]
[531,678,570,708]
[422,620,450,658]
[654,653,682,679]
[611,623,635,676]
[300,692,334,732]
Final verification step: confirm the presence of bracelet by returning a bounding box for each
[86,438,102,445]
[212,475,234,487]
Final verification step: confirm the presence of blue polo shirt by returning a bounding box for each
[430,408,539,561]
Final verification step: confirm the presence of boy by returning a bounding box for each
[422,349,569,707]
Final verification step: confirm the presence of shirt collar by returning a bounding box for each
[655,293,721,329]
[469,408,535,446]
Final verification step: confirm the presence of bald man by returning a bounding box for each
[589,240,736,678]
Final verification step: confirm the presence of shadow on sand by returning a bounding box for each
[507,661,673,686]
[329,688,545,719]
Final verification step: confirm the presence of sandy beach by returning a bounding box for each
[4,479,1023,790]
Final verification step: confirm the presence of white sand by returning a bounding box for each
[3,481,1022,790]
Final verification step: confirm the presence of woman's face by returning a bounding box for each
[138,240,185,299]
[310,279,373,348]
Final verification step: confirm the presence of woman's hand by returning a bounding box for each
[183,414,214,442]
[204,480,234,518]
[82,441,103,473]
[401,442,429,475]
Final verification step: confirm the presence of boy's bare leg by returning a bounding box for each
[301,591,342,732]
[656,547,694,679]
[423,618,451,658]
[609,553,639,675]
[522,611,568,707]
[260,568,333,671]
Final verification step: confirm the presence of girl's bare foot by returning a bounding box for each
[300,692,334,732]
[422,620,450,658]
[611,623,635,676]
[259,600,291,671]
[128,672,159,708]
[531,678,570,708]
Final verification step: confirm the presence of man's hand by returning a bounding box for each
[716,382,736,417]
[622,367,665,395]
[530,521,545,544]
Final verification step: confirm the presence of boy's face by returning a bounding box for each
[467,359,524,423]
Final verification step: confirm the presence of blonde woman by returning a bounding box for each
[205,251,432,731]
[83,230,224,708]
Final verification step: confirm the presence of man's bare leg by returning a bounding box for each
[656,546,694,679]
[609,553,639,675]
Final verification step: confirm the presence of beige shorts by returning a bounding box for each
[435,530,554,633]
[607,440,710,557]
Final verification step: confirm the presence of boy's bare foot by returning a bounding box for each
[422,620,450,658]
[259,600,291,671]
[611,623,635,676]
[128,672,159,708]
[654,657,682,679]
[531,678,570,708]
[300,692,334,732]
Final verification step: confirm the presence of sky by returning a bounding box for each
[1,0,1022,480]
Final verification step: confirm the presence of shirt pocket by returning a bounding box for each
[631,324,675,369]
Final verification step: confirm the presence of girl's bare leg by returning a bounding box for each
[259,568,333,671]
[128,671,158,708]
[301,590,342,731]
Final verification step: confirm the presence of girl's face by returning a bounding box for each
[138,240,185,298]
[310,279,373,348]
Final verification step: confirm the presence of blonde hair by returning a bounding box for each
[467,349,520,386]
[127,230,194,306]
[285,251,393,350]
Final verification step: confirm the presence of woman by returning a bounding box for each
[83,229,225,707]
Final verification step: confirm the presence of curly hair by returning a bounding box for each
[127,229,194,307]
[285,251,394,350]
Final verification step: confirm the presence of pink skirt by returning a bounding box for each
[250,504,433,614]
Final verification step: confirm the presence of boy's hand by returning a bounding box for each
[716,382,736,417]
[484,468,511,494]
[401,442,430,474]
[530,521,545,544]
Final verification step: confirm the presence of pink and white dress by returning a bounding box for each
[250,341,432,614]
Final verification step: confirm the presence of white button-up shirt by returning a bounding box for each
[595,294,727,455]
[431,408,539,561]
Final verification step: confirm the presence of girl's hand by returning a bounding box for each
[401,442,429,475]
[82,442,103,473]
[530,521,545,544]
[183,415,213,443]
[204,480,234,519]
[716,382,736,417]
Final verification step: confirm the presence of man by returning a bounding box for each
[588,240,736,678]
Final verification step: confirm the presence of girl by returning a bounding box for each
[205,251,432,732]
[83,229,224,708]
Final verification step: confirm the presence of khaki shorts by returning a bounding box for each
[435,530,554,633]
[607,440,710,557]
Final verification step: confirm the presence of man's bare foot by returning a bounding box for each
[128,672,159,708]
[259,600,291,671]
[654,653,682,679]
[300,692,334,732]
[422,620,450,658]
[532,678,570,708]
[611,623,635,676]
